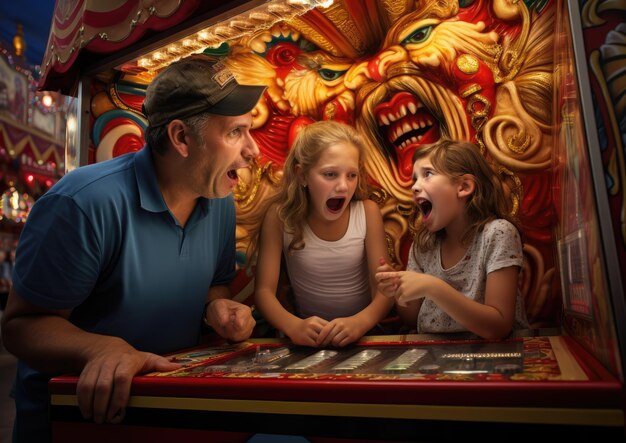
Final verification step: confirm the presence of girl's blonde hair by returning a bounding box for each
[278,120,369,252]
[411,139,520,253]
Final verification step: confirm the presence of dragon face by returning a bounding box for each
[240,4,501,183]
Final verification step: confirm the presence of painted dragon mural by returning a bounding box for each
[227,0,558,327]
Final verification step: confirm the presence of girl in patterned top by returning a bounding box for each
[254,121,393,347]
[376,139,529,339]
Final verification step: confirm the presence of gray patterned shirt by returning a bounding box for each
[407,219,529,333]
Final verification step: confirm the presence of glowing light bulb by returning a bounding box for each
[42,94,53,107]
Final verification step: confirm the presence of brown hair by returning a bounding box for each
[278,120,369,252]
[411,139,520,254]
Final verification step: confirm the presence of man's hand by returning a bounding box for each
[205,298,255,342]
[76,339,180,424]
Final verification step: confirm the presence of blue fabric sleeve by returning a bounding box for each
[12,193,101,309]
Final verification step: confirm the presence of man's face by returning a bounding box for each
[188,113,259,199]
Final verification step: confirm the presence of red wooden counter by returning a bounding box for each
[49,335,625,442]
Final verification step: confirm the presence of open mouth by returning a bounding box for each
[227,169,238,181]
[374,92,438,148]
[374,92,440,180]
[416,198,432,219]
[326,197,346,212]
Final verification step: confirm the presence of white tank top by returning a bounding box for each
[283,200,371,320]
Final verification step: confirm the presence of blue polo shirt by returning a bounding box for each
[11,145,236,442]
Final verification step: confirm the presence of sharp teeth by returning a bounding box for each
[250,40,266,53]
[395,126,403,140]
[408,102,417,114]
[420,120,426,128]
[427,118,433,125]
[380,114,390,126]
[399,105,407,118]
[418,135,423,141]
[409,136,418,145]
[388,113,397,122]
[402,122,412,134]
[412,122,419,130]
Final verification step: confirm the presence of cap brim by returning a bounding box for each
[209,84,266,116]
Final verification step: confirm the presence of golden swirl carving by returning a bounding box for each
[482,83,552,172]
[466,93,491,151]
[507,132,532,154]
[483,116,549,171]
[466,93,491,119]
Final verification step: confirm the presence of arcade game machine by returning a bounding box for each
[38,0,625,440]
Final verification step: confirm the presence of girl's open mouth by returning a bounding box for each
[326,197,346,212]
[416,198,432,218]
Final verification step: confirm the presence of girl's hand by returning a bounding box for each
[317,317,364,348]
[375,257,400,298]
[375,271,432,306]
[286,316,328,347]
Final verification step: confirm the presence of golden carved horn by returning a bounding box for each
[287,0,414,58]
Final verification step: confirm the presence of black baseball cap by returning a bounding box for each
[142,53,266,127]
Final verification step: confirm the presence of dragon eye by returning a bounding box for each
[318,68,347,81]
[458,0,477,7]
[401,25,433,45]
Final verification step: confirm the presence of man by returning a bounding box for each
[1,54,265,442]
